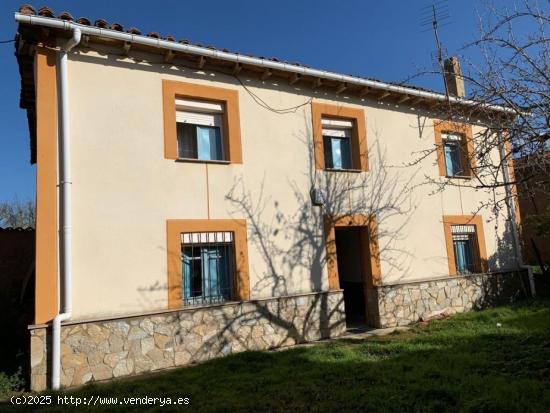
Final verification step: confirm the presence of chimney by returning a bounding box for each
[444,56,465,98]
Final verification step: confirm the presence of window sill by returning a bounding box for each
[452,270,482,276]
[445,175,472,180]
[325,168,363,173]
[175,158,231,165]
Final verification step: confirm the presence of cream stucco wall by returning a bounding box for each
[67,48,516,320]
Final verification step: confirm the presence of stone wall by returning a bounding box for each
[370,271,529,327]
[29,290,345,390]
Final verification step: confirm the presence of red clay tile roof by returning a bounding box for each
[15,3,437,93]
[17,4,508,164]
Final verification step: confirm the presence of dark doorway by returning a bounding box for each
[335,227,367,325]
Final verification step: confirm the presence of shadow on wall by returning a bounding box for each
[487,219,519,271]
[225,116,419,300]
[198,112,421,348]
[128,110,420,366]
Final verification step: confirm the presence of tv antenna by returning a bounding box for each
[420,1,451,98]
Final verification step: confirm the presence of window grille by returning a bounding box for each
[181,231,234,306]
[442,132,462,141]
[451,225,479,274]
[451,225,476,235]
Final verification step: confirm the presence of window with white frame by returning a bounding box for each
[322,118,353,170]
[176,98,225,161]
[181,231,235,305]
[451,225,480,274]
[442,132,466,176]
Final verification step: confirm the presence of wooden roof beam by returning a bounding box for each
[289,73,301,85]
[17,38,25,55]
[122,41,131,55]
[359,87,371,97]
[428,100,441,109]
[232,62,242,75]
[197,55,206,69]
[335,83,347,94]
[260,68,272,81]
[164,49,175,63]
[312,77,322,89]
[397,95,411,104]
[378,91,391,100]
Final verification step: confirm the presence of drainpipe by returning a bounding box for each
[497,134,536,297]
[51,25,81,390]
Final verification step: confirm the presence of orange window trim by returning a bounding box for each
[442,215,488,276]
[35,47,59,324]
[324,214,381,290]
[162,79,242,163]
[311,102,368,171]
[433,120,475,177]
[166,219,250,309]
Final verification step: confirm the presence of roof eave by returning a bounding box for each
[15,12,514,115]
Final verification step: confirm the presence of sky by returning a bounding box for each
[0,0,522,202]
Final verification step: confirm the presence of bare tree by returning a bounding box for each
[0,197,35,228]
[409,0,549,217]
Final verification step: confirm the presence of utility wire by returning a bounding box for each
[234,75,312,114]
[0,39,15,44]
[120,52,313,114]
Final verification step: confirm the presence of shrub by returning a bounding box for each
[0,368,24,399]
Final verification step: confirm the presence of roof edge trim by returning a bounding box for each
[15,13,513,114]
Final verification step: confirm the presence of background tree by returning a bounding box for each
[0,197,35,228]
[414,0,549,198]
[409,0,549,268]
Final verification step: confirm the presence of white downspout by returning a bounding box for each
[498,135,536,297]
[51,26,81,391]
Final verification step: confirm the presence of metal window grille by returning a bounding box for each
[451,225,480,274]
[181,231,235,306]
[442,132,463,141]
[451,225,476,235]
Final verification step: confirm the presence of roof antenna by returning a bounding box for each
[420,1,451,100]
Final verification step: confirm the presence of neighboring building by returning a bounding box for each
[14,5,527,390]
[0,227,35,383]
[514,152,550,265]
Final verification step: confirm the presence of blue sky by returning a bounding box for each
[0,1,511,202]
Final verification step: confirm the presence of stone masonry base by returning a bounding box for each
[29,290,346,391]
[368,271,529,328]
[29,272,529,390]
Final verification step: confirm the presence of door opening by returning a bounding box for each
[335,227,370,326]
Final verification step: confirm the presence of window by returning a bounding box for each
[176,99,225,161]
[433,120,474,178]
[451,225,480,274]
[443,215,487,276]
[322,118,353,170]
[442,132,465,176]
[181,231,235,305]
[162,80,242,163]
[311,102,368,172]
[167,219,250,309]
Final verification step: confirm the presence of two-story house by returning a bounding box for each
[14,5,528,390]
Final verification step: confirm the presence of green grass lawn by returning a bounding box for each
[5,299,550,412]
